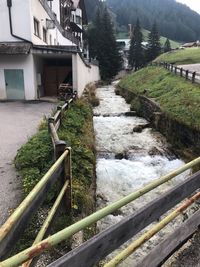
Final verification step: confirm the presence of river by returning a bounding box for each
[93,82,192,266]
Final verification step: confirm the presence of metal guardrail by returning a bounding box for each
[0,157,200,267]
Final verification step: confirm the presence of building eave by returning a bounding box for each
[32,45,81,55]
[0,42,32,55]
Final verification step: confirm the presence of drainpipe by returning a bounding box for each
[7,0,32,43]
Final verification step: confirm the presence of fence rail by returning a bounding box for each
[154,62,200,84]
[0,156,200,267]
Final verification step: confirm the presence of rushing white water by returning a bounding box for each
[93,84,191,266]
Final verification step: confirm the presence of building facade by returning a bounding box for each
[0,0,99,100]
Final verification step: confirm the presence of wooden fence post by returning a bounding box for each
[175,66,177,74]
[171,64,173,72]
[185,70,189,80]
[192,72,196,83]
[180,68,183,77]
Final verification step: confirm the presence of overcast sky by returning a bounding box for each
[176,0,200,14]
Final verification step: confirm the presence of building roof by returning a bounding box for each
[0,42,31,54]
[182,42,197,47]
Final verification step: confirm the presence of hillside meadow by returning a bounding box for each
[119,66,200,129]
[155,47,200,65]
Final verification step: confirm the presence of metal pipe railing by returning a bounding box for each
[1,157,200,267]
[104,191,200,267]
[22,180,69,267]
[0,150,69,244]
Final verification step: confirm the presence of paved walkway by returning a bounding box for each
[178,63,200,73]
[0,102,55,226]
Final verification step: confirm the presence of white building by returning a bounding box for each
[0,0,100,100]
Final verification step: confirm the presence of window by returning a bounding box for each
[34,18,40,37]
[54,38,57,45]
[49,34,52,45]
[43,27,47,43]
[76,16,82,25]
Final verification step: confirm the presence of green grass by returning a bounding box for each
[155,47,200,65]
[119,66,200,129]
[142,29,181,49]
[116,31,129,39]
[13,99,96,254]
[15,99,95,213]
[116,29,181,49]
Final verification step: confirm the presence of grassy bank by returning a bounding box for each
[154,47,200,65]
[119,66,200,130]
[15,98,95,213]
[14,98,96,252]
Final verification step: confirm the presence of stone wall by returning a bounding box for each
[118,86,200,155]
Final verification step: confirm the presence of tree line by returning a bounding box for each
[85,0,200,42]
[87,3,170,79]
[129,20,171,70]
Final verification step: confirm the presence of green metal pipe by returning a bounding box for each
[0,150,69,243]
[0,157,200,267]
[104,191,200,267]
[22,180,69,267]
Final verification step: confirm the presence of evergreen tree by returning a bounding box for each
[128,19,144,70]
[164,38,171,52]
[87,5,122,80]
[147,22,161,61]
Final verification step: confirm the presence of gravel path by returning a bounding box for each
[0,102,55,226]
[178,63,200,73]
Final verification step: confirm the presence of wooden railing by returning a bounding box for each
[154,62,200,84]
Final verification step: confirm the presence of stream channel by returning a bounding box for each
[93,82,192,266]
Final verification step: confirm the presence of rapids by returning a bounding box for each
[93,83,191,266]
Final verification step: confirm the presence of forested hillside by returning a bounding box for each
[85,0,200,42]
[84,0,99,21]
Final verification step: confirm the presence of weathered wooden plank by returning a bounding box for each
[49,123,59,143]
[55,120,61,131]
[136,209,200,267]
[54,110,61,123]
[0,166,63,260]
[61,103,69,111]
[47,171,200,267]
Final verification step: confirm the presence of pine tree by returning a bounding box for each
[128,19,144,70]
[147,22,161,62]
[87,4,122,80]
[164,38,171,53]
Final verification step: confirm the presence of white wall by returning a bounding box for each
[72,54,100,97]
[0,55,36,100]
[31,0,75,46]
[0,0,77,46]
[0,0,32,42]
[51,0,61,24]
[33,56,44,97]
